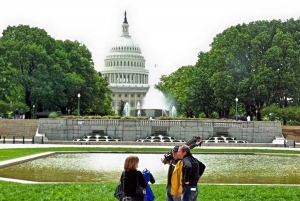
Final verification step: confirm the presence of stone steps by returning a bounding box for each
[0,119,39,138]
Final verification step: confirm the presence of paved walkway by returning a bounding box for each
[0,143,300,150]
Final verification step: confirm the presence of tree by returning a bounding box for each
[157,18,300,119]
[0,25,113,117]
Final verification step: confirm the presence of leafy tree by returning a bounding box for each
[157,18,300,121]
[156,63,215,118]
[0,25,113,117]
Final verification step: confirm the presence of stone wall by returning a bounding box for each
[38,119,282,143]
[0,119,39,138]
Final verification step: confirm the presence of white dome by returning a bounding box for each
[101,12,149,86]
[100,11,150,114]
[108,36,142,54]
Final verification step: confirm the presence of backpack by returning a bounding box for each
[142,169,155,201]
[191,156,206,180]
[198,159,206,177]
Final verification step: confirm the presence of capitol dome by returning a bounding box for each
[108,34,141,52]
[101,11,150,114]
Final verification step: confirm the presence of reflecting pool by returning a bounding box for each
[0,153,299,184]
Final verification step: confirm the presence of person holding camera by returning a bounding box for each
[178,145,206,201]
[162,146,183,201]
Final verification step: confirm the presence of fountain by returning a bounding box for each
[143,86,169,110]
[171,106,177,117]
[162,109,168,117]
[123,102,131,116]
[130,86,171,118]
[137,102,141,110]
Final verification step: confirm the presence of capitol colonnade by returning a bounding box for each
[101,11,150,113]
[104,73,148,84]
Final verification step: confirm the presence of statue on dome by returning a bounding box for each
[123,11,128,24]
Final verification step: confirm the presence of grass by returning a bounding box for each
[0,147,300,200]
[0,181,299,201]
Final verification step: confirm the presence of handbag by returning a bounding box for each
[114,184,121,199]
[114,171,125,200]
[135,171,146,197]
[135,186,146,197]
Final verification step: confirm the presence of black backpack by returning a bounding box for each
[191,156,206,180]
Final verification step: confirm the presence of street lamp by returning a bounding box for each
[235,98,238,121]
[32,105,35,119]
[256,110,258,120]
[77,93,81,118]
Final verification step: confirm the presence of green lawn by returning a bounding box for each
[0,181,299,201]
[0,147,299,200]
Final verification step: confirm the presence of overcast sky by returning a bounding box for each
[1,0,300,84]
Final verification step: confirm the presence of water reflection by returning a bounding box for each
[0,153,299,184]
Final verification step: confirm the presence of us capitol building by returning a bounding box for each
[101,12,150,114]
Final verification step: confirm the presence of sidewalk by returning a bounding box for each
[0,143,300,151]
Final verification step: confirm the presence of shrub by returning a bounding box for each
[262,116,269,121]
[287,120,299,126]
[210,111,219,119]
[199,112,206,118]
[49,112,58,118]
[158,116,172,120]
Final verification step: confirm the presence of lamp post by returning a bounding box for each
[256,110,258,120]
[235,98,238,121]
[77,93,81,119]
[32,105,35,119]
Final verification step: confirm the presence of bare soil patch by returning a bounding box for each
[282,125,300,142]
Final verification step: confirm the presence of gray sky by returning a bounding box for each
[1,0,300,84]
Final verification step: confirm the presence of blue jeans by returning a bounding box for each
[167,186,173,201]
[182,185,198,201]
[166,186,181,201]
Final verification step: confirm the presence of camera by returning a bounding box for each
[161,136,202,164]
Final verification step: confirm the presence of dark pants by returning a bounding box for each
[121,196,144,201]
[166,186,172,201]
[182,185,198,201]
[166,186,181,201]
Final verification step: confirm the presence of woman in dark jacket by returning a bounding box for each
[119,156,147,201]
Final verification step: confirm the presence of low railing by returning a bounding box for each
[0,135,44,144]
[73,119,245,128]
[284,140,296,148]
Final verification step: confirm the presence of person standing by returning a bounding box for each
[14,109,18,119]
[142,168,156,201]
[119,155,147,201]
[178,145,206,201]
[162,146,183,201]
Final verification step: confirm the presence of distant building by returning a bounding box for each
[101,11,150,114]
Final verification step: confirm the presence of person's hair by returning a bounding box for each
[124,155,139,171]
[180,145,191,153]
